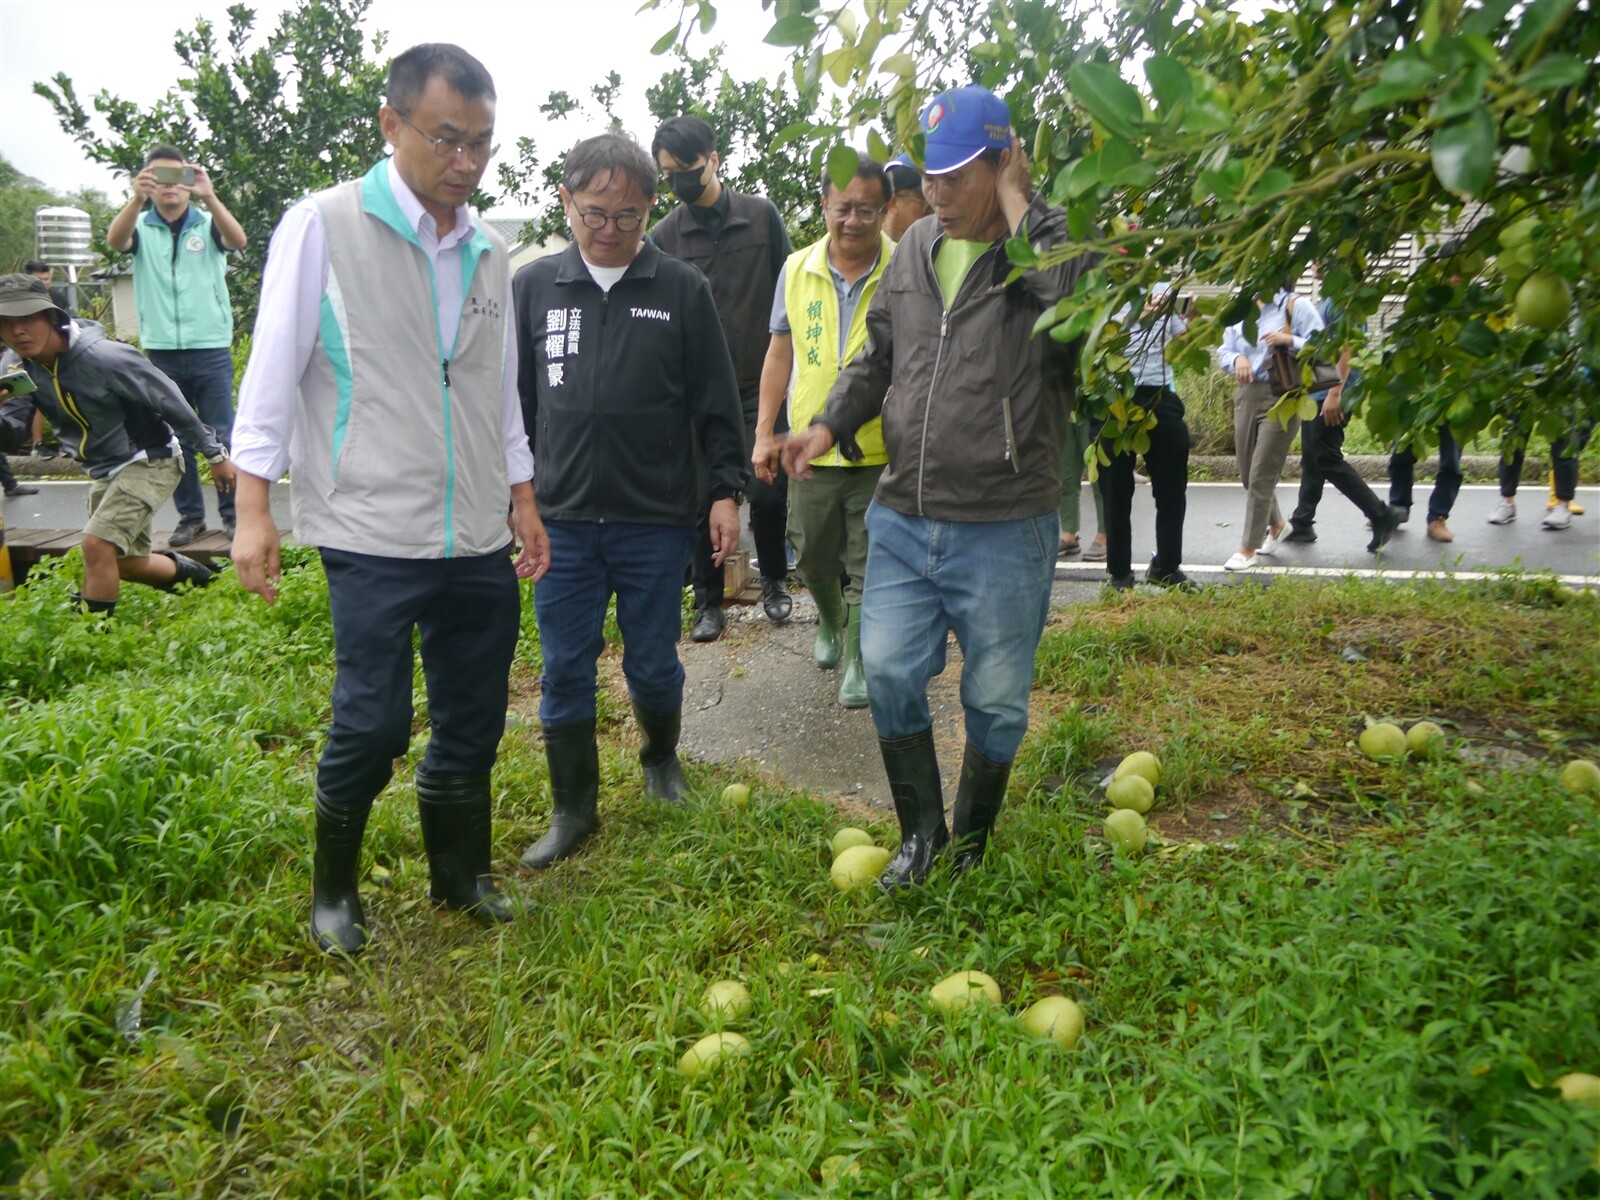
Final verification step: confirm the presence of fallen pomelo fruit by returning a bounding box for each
[1104,808,1148,853]
[1020,996,1085,1048]
[701,980,752,1023]
[1559,759,1600,796]
[721,783,751,808]
[929,970,1002,1012]
[679,1031,751,1077]
[1106,774,1155,814]
[1359,722,1407,760]
[1554,1072,1600,1108]
[830,827,874,858]
[830,844,893,890]
[1114,751,1161,786]
[1405,721,1447,758]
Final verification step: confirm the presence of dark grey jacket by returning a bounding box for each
[18,321,225,478]
[818,196,1099,522]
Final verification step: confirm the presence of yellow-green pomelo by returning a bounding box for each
[830,827,874,857]
[1554,1073,1600,1107]
[1104,808,1148,853]
[1114,751,1161,786]
[1514,270,1572,330]
[1106,774,1155,814]
[1359,722,1407,760]
[1559,759,1600,796]
[721,783,751,808]
[820,1155,862,1186]
[830,844,893,890]
[1405,721,1447,758]
[678,1031,751,1077]
[929,970,1002,1012]
[700,980,752,1022]
[1020,996,1085,1048]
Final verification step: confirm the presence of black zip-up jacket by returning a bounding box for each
[514,241,747,527]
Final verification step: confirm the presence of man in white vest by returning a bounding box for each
[230,43,550,957]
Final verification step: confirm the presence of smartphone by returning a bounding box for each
[152,165,196,186]
[0,369,38,397]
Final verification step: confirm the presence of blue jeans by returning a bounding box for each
[146,346,236,523]
[535,521,698,727]
[860,501,1057,763]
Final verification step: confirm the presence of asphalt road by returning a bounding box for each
[4,476,1596,582]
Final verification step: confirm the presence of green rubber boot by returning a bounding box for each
[811,580,845,669]
[838,604,867,708]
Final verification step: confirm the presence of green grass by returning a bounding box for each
[3,560,1599,1197]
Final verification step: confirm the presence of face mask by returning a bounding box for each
[670,168,708,204]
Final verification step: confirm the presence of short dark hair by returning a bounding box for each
[822,157,891,205]
[651,116,716,165]
[886,162,923,197]
[386,43,496,114]
[563,133,658,203]
[143,144,186,166]
[24,260,49,275]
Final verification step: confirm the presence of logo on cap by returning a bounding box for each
[924,102,947,133]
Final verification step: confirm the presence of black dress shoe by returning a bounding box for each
[1145,565,1195,590]
[168,517,208,547]
[1283,525,1317,543]
[1107,573,1137,591]
[761,577,792,622]
[1368,504,1406,552]
[690,604,726,642]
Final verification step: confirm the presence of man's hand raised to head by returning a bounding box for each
[996,130,1033,235]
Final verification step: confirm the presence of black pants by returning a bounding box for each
[693,392,787,604]
[0,454,18,491]
[1100,385,1190,578]
[1289,411,1387,530]
[1498,421,1594,500]
[317,545,520,813]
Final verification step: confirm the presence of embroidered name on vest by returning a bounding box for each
[630,307,671,322]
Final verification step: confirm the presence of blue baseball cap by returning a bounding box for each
[920,86,1011,175]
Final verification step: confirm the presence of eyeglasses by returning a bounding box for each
[826,203,886,222]
[575,208,644,232]
[397,112,498,163]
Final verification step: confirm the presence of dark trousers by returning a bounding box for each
[146,347,236,524]
[317,546,520,812]
[0,453,17,491]
[1100,385,1190,578]
[1290,412,1387,529]
[535,520,698,726]
[1498,422,1594,499]
[693,393,785,604]
[1389,425,1462,523]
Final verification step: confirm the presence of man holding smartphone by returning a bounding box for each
[107,144,247,546]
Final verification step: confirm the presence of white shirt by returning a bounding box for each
[233,158,532,485]
[583,258,629,293]
[1217,291,1324,379]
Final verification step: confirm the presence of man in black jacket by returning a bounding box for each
[513,132,746,868]
[650,115,793,641]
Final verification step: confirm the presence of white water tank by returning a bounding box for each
[35,206,95,267]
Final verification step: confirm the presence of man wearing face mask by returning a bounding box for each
[650,116,794,643]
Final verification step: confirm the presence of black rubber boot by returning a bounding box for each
[520,719,600,870]
[878,728,948,890]
[157,550,216,590]
[311,789,370,956]
[414,769,515,923]
[950,742,1013,873]
[634,702,689,802]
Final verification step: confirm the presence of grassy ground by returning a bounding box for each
[3,556,1599,1197]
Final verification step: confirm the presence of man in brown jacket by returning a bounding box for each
[651,115,793,642]
[782,86,1098,890]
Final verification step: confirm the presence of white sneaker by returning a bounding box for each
[1488,499,1516,525]
[1543,503,1572,530]
[1258,530,1283,556]
[1224,551,1255,572]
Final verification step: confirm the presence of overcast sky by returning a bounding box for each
[0,0,788,210]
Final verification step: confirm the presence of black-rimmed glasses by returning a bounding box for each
[575,209,644,232]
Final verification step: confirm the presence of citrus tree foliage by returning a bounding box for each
[0,155,117,276]
[496,45,830,251]
[34,0,389,331]
[648,0,1598,460]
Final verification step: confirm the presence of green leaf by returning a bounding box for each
[1352,55,1442,112]
[769,121,816,151]
[880,52,916,78]
[823,47,856,87]
[1430,109,1496,197]
[1062,154,1102,200]
[1248,169,1294,202]
[1178,101,1232,135]
[1005,235,1038,269]
[866,128,890,163]
[1097,138,1138,179]
[1144,56,1192,111]
[1457,319,1500,357]
[650,25,679,55]
[1066,203,1095,242]
[1069,62,1144,142]
[1433,62,1490,121]
[765,13,820,46]
[1460,0,1515,37]
[1516,55,1590,91]
[697,1,717,35]
[825,144,859,192]
[1511,0,1574,58]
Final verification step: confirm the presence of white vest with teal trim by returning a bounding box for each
[290,161,512,559]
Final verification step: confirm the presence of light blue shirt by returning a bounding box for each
[1217,291,1325,379]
